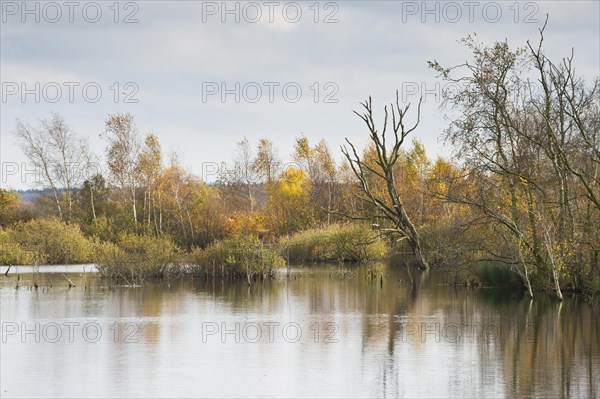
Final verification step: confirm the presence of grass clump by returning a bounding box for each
[279,223,388,264]
[472,262,523,289]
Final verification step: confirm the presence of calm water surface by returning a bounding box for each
[1,264,598,398]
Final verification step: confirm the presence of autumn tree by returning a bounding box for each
[104,113,141,224]
[293,136,338,224]
[429,20,600,299]
[267,166,312,235]
[253,138,281,186]
[137,134,163,233]
[79,173,108,224]
[159,154,205,248]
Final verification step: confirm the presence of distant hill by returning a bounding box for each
[17,189,65,205]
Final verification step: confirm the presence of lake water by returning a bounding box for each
[1,264,598,398]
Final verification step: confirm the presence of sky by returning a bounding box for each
[1,0,599,190]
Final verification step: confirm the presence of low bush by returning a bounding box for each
[0,228,33,265]
[279,223,388,263]
[7,219,93,264]
[95,233,179,284]
[188,235,285,281]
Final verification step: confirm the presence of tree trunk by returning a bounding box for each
[89,184,97,223]
[52,187,64,221]
[131,186,138,224]
[541,220,564,301]
[407,232,429,270]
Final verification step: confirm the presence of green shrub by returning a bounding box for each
[80,216,115,242]
[188,235,285,281]
[7,219,93,264]
[279,223,388,263]
[95,233,178,284]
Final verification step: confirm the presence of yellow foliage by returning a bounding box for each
[278,166,309,197]
[224,212,269,238]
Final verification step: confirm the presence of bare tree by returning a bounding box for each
[15,113,83,221]
[233,137,257,212]
[15,119,63,220]
[342,93,429,270]
[80,142,103,224]
[44,113,83,221]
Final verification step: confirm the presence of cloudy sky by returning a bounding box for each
[1,0,598,189]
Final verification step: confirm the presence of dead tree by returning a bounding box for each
[342,92,429,270]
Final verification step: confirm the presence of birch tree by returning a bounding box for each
[104,113,141,224]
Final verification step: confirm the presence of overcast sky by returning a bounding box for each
[1,0,599,189]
